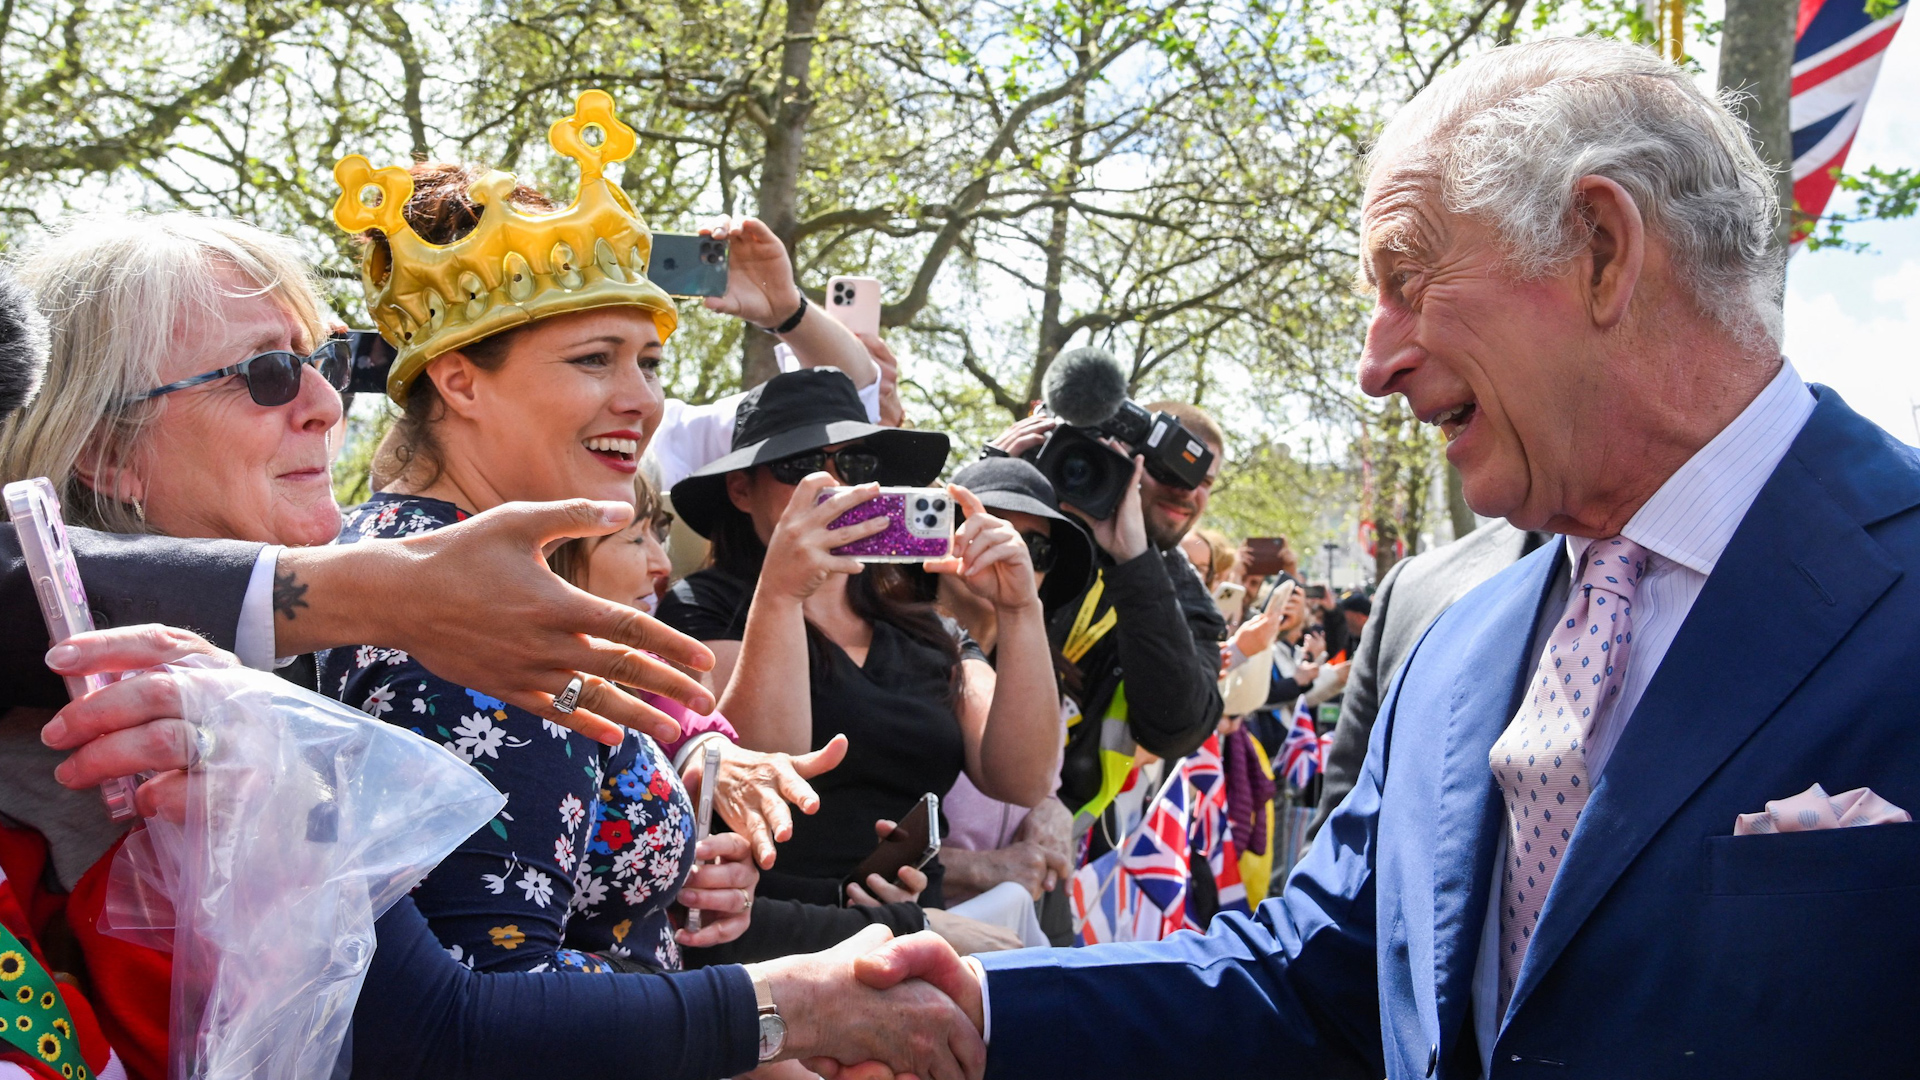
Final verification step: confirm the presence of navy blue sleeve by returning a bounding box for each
[975,665,1387,1080]
[353,896,759,1080]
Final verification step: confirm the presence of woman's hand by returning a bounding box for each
[676,832,759,947]
[759,475,890,603]
[923,485,1038,614]
[38,624,238,823]
[924,909,1023,955]
[1230,604,1282,659]
[700,216,802,328]
[682,734,851,869]
[1276,581,1308,639]
[1294,630,1326,687]
[845,819,928,906]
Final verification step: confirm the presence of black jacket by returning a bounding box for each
[1055,546,1225,812]
[3,524,258,709]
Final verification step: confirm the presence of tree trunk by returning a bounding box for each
[1445,462,1476,542]
[1022,28,1093,411]
[745,0,825,387]
[1718,0,1798,253]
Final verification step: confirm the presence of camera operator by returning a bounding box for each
[986,398,1226,854]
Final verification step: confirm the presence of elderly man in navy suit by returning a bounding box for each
[827,35,1920,1080]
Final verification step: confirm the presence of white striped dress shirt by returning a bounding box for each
[1472,360,1818,1072]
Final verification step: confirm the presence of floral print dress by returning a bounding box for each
[322,493,697,973]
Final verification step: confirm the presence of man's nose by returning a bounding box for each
[1357,304,1421,399]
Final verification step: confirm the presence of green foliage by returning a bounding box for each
[1803,166,1920,253]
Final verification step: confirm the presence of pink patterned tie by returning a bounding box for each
[1489,536,1647,1014]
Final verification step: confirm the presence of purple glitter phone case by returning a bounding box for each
[818,486,954,561]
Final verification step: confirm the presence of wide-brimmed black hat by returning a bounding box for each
[671,368,951,539]
[951,456,1094,611]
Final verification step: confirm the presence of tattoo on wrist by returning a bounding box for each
[273,567,311,621]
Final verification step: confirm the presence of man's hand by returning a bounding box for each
[749,925,985,1080]
[40,625,235,822]
[1086,457,1150,562]
[849,931,986,1041]
[682,733,849,869]
[986,414,1057,458]
[277,499,717,747]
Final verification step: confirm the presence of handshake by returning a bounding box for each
[748,926,989,1080]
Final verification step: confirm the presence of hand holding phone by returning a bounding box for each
[4,478,141,820]
[685,739,724,933]
[816,486,953,562]
[648,233,730,298]
[842,792,940,898]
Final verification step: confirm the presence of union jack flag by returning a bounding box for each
[1071,735,1248,943]
[1790,0,1909,244]
[1281,702,1326,789]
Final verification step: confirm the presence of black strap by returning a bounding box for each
[763,296,808,335]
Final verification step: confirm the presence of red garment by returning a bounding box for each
[0,826,127,1080]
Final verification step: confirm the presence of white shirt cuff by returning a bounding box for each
[858,377,882,424]
[965,956,991,1046]
[236,546,284,671]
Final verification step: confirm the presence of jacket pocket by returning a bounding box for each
[1702,821,1920,895]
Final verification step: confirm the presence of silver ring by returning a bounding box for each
[553,675,585,715]
[185,724,216,770]
[738,888,752,910]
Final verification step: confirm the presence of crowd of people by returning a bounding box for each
[0,88,1362,1080]
[1,33,1914,1080]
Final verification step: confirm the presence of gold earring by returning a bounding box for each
[131,495,146,524]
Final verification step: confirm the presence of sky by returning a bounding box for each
[1777,15,1920,445]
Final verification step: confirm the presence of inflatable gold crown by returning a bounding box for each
[332,90,677,402]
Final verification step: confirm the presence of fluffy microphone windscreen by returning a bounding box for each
[0,271,49,419]
[1042,346,1129,428]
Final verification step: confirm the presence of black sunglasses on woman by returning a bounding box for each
[129,336,357,408]
[765,444,883,486]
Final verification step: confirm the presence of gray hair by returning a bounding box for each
[0,212,326,533]
[1373,37,1784,348]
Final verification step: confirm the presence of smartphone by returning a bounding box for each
[1303,584,1328,600]
[647,233,730,298]
[685,739,724,933]
[824,276,882,339]
[3,478,140,821]
[844,792,940,895]
[817,486,953,562]
[1211,580,1246,620]
[1242,537,1287,577]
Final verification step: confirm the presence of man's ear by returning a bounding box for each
[72,428,147,507]
[724,469,754,514]
[1572,174,1645,330]
[423,351,483,420]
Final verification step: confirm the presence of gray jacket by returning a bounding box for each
[1308,520,1548,837]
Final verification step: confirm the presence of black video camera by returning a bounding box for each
[1022,347,1215,520]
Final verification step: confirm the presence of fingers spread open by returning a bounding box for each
[572,638,715,711]
[496,687,624,746]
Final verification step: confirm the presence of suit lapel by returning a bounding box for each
[1427,544,1565,1038]
[1507,397,1910,1015]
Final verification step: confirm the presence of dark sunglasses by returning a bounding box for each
[765,444,883,486]
[132,337,356,408]
[1022,530,1058,574]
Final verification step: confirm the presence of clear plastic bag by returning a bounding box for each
[101,657,505,1080]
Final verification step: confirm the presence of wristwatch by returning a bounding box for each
[750,968,787,1062]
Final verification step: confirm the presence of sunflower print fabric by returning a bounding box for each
[324,493,697,973]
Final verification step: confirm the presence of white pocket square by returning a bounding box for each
[1733,783,1912,836]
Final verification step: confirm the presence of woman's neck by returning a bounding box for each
[937,577,997,653]
[386,431,507,516]
[800,572,873,651]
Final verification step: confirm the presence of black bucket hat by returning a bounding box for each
[671,368,951,539]
[951,456,1094,611]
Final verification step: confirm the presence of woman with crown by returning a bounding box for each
[320,89,903,983]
